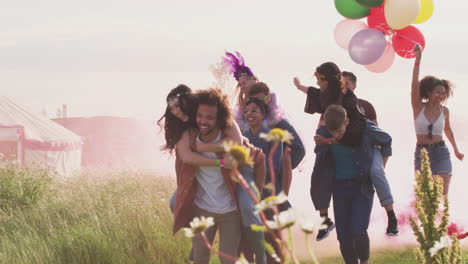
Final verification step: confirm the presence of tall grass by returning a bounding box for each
[0,167,190,264]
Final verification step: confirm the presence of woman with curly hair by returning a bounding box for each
[411,45,464,195]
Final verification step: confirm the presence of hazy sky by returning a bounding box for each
[1,0,467,117]
[1,0,467,249]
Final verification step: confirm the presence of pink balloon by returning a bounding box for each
[365,42,395,73]
[334,19,368,50]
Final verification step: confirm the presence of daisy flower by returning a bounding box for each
[260,128,294,144]
[265,208,297,229]
[255,191,288,213]
[183,216,215,238]
[298,214,327,234]
[223,141,253,166]
[429,235,452,257]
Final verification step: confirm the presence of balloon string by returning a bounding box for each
[392,31,421,45]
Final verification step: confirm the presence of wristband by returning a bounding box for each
[215,159,220,167]
[414,62,420,66]
[220,159,224,168]
[326,138,332,144]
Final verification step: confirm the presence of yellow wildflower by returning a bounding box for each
[223,141,253,166]
[259,128,294,144]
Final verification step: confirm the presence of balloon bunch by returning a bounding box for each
[334,0,432,72]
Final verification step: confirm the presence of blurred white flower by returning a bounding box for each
[234,254,250,264]
[260,128,294,144]
[429,235,452,257]
[265,208,297,229]
[183,216,215,238]
[255,191,288,213]
[298,214,327,234]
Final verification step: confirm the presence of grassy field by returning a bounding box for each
[0,165,466,263]
[316,248,468,264]
[0,166,191,263]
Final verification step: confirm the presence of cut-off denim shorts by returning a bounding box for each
[414,142,452,175]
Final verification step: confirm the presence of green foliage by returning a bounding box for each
[410,148,462,264]
[0,168,191,263]
[0,163,52,210]
[313,248,468,264]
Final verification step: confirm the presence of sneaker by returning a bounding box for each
[316,218,335,241]
[386,216,399,236]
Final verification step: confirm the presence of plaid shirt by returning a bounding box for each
[172,127,238,234]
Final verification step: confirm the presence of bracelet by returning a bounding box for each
[219,159,224,168]
[215,159,220,167]
[414,62,420,66]
[326,138,332,144]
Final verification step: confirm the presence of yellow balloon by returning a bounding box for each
[413,0,434,24]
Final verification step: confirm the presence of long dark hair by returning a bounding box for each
[316,62,347,109]
[157,84,197,152]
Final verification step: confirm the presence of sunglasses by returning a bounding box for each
[427,124,433,139]
[314,72,327,81]
[248,95,270,103]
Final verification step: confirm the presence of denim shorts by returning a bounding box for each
[414,144,452,175]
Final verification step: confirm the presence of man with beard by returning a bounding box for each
[173,88,265,264]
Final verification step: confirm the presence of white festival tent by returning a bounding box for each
[0,96,82,175]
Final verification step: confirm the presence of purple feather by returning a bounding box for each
[223,51,254,81]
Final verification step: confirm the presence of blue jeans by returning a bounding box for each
[333,179,374,264]
[237,166,263,226]
[414,144,452,175]
[370,147,393,207]
[169,190,176,213]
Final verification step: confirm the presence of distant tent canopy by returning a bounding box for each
[0,96,82,175]
[53,116,161,170]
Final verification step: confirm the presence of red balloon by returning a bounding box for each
[367,6,391,34]
[392,25,426,58]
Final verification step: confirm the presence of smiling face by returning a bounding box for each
[243,102,265,129]
[168,97,189,122]
[428,85,447,104]
[196,104,219,137]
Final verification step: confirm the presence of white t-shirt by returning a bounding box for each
[193,131,237,214]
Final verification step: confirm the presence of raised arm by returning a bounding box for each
[443,107,464,161]
[293,77,309,94]
[195,122,243,153]
[411,44,423,118]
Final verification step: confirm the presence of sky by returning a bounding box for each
[1,0,467,252]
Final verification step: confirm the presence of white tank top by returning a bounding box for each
[194,131,236,214]
[414,104,445,136]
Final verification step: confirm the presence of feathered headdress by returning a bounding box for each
[223,51,254,81]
